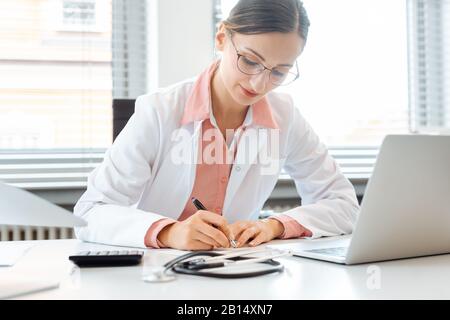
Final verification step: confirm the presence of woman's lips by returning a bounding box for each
[239,85,258,98]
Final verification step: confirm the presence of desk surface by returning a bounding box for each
[2,237,450,300]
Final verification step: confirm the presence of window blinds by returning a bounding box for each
[112,0,147,99]
[0,0,113,149]
[407,0,450,132]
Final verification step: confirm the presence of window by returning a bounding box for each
[217,0,410,147]
[0,0,113,149]
[1,0,447,190]
[0,0,148,189]
[407,0,450,133]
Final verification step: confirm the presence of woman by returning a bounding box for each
[74,0,359,250]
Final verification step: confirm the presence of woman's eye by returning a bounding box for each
[272,70,286,78]
[242,56,259,67]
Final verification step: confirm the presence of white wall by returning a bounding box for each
[148,0,214,91]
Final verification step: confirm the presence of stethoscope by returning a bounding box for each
[142,248,292,282]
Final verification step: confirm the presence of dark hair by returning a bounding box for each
[222,0,310,42]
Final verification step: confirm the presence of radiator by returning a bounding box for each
[0,225,74,241]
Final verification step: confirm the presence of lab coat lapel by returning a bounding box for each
[143,121,202,219]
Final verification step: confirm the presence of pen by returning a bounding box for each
[191,197,237,248]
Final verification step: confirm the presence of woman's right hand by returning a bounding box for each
[157,210,234,250]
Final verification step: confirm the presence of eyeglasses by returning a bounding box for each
[228,32,299,86]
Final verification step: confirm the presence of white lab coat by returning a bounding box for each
[74,78,360,248]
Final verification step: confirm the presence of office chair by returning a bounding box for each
[112,99,136,141]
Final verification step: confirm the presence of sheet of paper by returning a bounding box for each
[0,242,35,267]
[0,274,59,299]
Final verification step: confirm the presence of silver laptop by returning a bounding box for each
[0,182,86,227]
[269,134,450,265]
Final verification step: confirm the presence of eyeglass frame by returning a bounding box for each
[226,30,300,86]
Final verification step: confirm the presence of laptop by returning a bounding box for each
[268,134,450,265]
[0,182,86,228]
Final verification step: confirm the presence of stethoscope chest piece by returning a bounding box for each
[142,267,177,283]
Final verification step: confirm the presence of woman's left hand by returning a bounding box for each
[229,219,285,247]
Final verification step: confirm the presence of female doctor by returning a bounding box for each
[74,0,359,250]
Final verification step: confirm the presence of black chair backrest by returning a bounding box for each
[112,99,136,141]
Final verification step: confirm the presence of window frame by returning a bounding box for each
[6,0,447,206]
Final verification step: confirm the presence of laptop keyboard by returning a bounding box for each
[305,246,348,257]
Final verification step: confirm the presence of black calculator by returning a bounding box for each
[69,250,144,267]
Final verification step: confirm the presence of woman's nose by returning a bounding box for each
[248,70,270,93]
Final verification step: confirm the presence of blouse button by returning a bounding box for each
[221,176,228,183]
[215,207,222,213]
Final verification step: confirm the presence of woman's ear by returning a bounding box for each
[215,23,227,53]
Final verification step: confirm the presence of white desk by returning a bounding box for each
[2,237,450,299]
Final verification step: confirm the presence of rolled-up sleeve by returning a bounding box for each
[269,214,312,239]
[144,218,177,248]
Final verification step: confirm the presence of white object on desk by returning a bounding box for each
[0,182,85,299]
[0,273,59,300]
[0,182,86,228]
[0,242,34,267]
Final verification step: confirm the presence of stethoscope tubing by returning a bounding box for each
[162,250,288,279]
[172,259,284,279]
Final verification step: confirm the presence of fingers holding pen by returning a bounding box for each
[229,221,252,247]
[197,210,234,247]
[195,222,229,248]
[191,198,235,245]
[158,209,236,250]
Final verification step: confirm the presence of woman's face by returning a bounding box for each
[215,24,305,107]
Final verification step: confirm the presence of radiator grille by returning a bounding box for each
[0,225,74,241]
